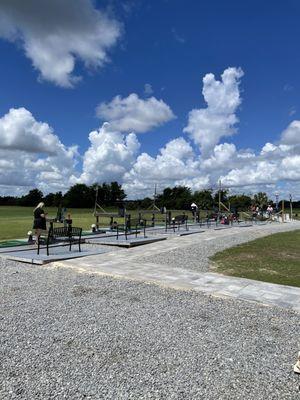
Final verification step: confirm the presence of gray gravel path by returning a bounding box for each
[1,258,300,400]
[139,222,300,272]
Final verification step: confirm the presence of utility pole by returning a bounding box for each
[275,191,279,212]
[290,193,293,221]
[94,185,99,215]
[218,180,221,213]
[153,183,157,208]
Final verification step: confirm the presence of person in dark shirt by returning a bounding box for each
[33,202,47,244]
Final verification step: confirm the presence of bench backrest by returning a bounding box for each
[173,214,187,223]
[51,226,82,238]
[130,218,147,226]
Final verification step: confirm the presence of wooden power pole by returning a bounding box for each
[218,180,221,213]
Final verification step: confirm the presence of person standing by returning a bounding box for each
[33,202,47,244]
[191,202,198,220]
[267,204,273,218]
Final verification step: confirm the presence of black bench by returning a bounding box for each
[129,218,149,238]
[38,226,82,256]
[165,214,188,232]
[113,218,148,240]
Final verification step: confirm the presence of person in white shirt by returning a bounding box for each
[267,204,273,217]
[191,202,198,219]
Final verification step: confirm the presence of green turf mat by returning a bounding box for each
[0,239,28,248]
[82,230,106,236]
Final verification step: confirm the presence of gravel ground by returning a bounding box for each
[0,258,300,400]
[139,222,300,272]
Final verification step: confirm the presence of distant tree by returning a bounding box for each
[93,182,126,207]
[157,186,192,210]
[228,194,252,211]
[99,182,110,205]
[293,200,300,208]
[140,197,154,209]
[44,191,63,207]
[213,190,228,207]
[125,200,138,210]
[280,199,292,209]
[125,197,153,210]
[0,196,18,206]
[53,191,63,207]
[19,189,43,206]
[63,184,94,208]
[193,190,214,210]
[110,181,126,203]
[156,187,172,208]
[253,192,269,209]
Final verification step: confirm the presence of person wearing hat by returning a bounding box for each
[191,202,199,222]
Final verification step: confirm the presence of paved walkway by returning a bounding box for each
[53,222,300,312]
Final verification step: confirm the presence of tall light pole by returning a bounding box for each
[218,180,221,213]
[153,183,157,208]
[290,193,293,221]
[275,191,279,212]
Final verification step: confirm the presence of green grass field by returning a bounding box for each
[0,206,196,241]
[211,230,300,287]
[0,206,96,241]
[0,205,299,242]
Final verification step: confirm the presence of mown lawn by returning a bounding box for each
[211,230,300,287]
[0,206,195,241]
[0,206,97,241]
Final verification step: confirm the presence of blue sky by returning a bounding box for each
[0,0,300,198]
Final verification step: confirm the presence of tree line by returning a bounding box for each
[0,183,298,211]
[128,187,298,211]
[0,182,125,208]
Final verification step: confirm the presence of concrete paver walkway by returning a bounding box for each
[53,222,300,312]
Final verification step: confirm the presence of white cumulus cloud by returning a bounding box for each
[184,67,244,158]
[96,93,175,133]
[0,0,121,87]
[144,83,154,96]
[2,67,300,199]
[123,137,201,197]
[0,107,67,154]
[280,120,300,145]
[0,107,78,194]
[79,122,140,185]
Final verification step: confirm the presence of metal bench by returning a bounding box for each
[38,226,82,256]
[165,214,188,232]
[114,218,148,240]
